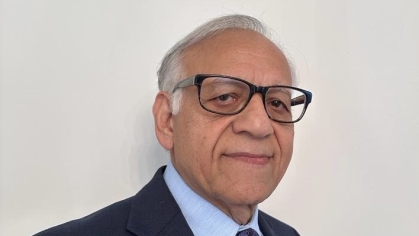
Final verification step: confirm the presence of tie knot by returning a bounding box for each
[236,228,260,236]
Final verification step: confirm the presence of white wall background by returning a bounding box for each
[1,0,418,235]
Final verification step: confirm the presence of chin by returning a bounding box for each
[230,189,273,206]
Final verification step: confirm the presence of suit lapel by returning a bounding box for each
[126,166,194,236]
[258,211,274,236]
[258,210,300,236]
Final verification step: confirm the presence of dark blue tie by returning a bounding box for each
[236,228,260,236]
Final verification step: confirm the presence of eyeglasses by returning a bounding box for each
[173,74,312,123]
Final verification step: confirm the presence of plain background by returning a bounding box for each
[1,0,418,235]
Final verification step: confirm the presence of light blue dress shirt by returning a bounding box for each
[163,161,263,236]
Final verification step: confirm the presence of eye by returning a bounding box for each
[217,94,234,102]
[267,99,290,113]
[270,100,284,108]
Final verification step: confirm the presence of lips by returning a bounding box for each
[223,152,272,165]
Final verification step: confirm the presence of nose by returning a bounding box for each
[231,94,274,138]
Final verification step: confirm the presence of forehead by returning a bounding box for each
[182,29,292,86]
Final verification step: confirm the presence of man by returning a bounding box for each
[35,14,312,236]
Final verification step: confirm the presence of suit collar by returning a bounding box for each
[126,166,194,236]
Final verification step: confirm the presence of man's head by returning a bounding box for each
[153,15,310,224]
[156,14,296,114]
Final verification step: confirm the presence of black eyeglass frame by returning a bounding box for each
[173,74,313,123]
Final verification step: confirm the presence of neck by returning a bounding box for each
[219,203,257,225]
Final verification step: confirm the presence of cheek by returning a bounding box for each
[173,111,226,168]
[274,125,295,170]
[172,113,232,194]
[275,125,294,151]
[172,116,207,186]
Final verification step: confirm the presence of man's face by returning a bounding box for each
[166,30,294,215]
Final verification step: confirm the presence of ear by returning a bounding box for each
[152,92,174,150]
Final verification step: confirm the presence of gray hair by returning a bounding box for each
[157,14,293,114]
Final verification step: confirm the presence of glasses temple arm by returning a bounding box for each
[291,95,306,106]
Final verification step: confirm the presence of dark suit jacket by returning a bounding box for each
[34,166,299,236]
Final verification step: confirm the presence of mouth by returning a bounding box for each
[223,152,272,165]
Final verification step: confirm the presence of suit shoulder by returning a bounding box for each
[259,210,300,236]
[34,197,134,236]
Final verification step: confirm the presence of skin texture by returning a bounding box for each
[153,29,294,225]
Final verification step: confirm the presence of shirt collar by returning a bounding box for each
[163,161,263,236]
